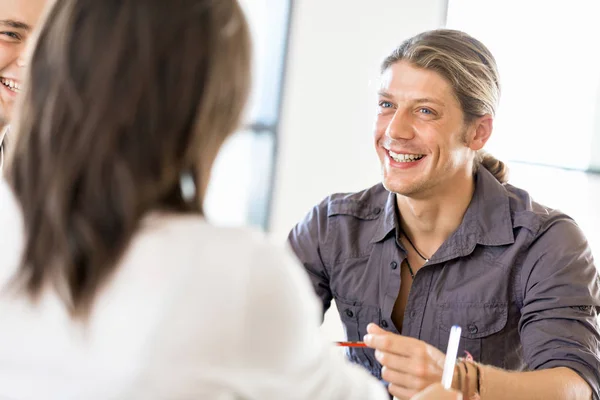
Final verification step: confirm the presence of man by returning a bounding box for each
[289,29,600,400]
[0,0,47,169]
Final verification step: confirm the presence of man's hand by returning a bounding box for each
[413,383,462,400]
[364,323,447,400]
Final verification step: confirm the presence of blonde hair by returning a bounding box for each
[382,29,508,183]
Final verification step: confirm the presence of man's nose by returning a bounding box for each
[16,41,31,68]
[385,110,415,140]
[16,55,26,68]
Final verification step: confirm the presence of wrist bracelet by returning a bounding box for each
[456,360,463,392]
[457,357,482,398]
[474,361,481,393]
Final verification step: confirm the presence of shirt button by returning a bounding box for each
[374,207,382,215]
[468,324,478,334]
[410,310,417,319]
[345,309,354,318]
[381,320,389,328]
[390,261,398,270]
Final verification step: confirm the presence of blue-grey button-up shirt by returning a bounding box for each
[289,166,600,398]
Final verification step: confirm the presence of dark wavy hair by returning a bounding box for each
[5,0,251,318]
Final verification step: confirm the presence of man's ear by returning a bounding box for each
[468,114,493,151]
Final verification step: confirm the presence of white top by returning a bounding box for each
[0,180,388,400]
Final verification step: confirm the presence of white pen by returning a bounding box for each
[441,325,462,389]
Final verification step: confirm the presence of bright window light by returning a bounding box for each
[446,0,600,170]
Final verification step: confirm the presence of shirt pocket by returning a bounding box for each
[335,298,379,376]
[437,302,508,363]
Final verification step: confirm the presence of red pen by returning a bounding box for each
[335,341,367,347]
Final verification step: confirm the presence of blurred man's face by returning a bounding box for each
[0,0,47,126]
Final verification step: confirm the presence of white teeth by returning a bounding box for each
[0,78,21,92]
[388,150,424,162]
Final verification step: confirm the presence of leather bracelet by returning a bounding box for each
[455,361,463,392]
[473,361,481,393]
[457,360,470,398]
[457,358,482,398]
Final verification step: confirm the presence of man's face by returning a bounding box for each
[373,61,480,198]
[0,0,47,125]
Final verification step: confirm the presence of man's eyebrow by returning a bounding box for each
[0,19,31,31]
[377,92,445,107]
[377,90,394,99]
[413,97,444,106]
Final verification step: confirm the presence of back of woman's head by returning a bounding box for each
[5,0,251,318]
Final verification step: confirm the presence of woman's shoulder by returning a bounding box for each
[130,213,293,282]
[138,213,272,258]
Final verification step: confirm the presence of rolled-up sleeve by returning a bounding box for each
[519,217,600,399]
[288,199,333,315]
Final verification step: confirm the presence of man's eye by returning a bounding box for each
[1,32,22,41]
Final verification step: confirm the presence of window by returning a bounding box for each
[446,0,600,171]
[204,0,292,229]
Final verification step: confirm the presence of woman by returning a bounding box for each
[0,0,459,399]
[0,0,386,398]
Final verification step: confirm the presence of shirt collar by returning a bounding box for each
[464,164,515,247]
[370,188,397,244]
[370,165,515,257]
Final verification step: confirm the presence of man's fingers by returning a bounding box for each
[374,349,410,371]
[388,382,419,400]
[381,366,427,390]
[364,327,426,357]
[366,323,388,335]
[375,350,439,379]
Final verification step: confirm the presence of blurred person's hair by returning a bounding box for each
[5,0,251,318]
[381,29,508,183]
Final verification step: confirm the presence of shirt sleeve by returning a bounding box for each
[519,217,600,399]
[235,240,388,400]
[288,200,333,315]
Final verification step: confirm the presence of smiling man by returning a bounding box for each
[289,29,600,400]
[0,0,47,169]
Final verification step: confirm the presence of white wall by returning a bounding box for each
[507,163,600,255]
[592,81,600,171]
[270,0,448,240]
